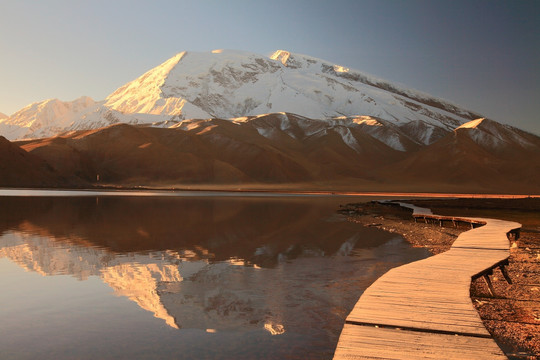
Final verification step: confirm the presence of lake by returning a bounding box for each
[0,190,430,359]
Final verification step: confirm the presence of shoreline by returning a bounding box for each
[0,186,539,199]
[338,199,539,359]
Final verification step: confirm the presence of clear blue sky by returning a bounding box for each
[0,0,538,134]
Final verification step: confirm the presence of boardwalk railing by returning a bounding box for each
[333,202,521,360]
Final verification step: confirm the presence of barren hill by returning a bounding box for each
[12,116,540,194]
[377,119,540,193]
[0,136,80,187]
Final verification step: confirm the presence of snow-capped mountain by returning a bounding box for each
[2,49,538,192]
[0,97,174,140]
[454,118,540,151]
[0,97,96,139]
[0,49,483,147]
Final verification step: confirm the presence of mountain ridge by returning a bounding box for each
[4,114,538,194]
[1,49,537,193]
[1,49,483,147]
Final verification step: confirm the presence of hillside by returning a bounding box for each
[12,116,540,194]
[377,119,540,193]
[0,136,80,187]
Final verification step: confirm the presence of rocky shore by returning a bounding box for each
[338,198,539,360]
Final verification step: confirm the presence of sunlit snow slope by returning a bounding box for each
[1,49,483,148]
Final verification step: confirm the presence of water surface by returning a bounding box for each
[0,192,429,359]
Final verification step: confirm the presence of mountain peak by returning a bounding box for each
[0,112,7,120]
[456,118,516,135]
[456,117,539,149]
[103,51,199,116]
[270,50,291,66]
[103,49,479,126]
[456,118,491,130]
[2,49,484,143]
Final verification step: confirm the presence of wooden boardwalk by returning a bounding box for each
[333,203,521,359]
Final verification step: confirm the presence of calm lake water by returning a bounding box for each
[0,190,430,359]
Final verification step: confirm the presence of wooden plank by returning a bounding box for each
[333,205,521,359]
[333,325,507,359]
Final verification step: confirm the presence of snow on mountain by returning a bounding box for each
[334,116,420,152]
[0,232,204,329]
[1,49,485,148]
[0,112,7,120]
[0,97,174,140]
[0,97,98,139]
[230,113,418,152]
[104,49,479,143]
[455,118,540,149]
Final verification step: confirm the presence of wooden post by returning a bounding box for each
[482,275,495,297]
[499,264,512,284]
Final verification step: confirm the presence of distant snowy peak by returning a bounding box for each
[0,97,98,139]
[103,49,479,133]
[270,50,311,69]
[0,97,174,140]
[104,51,210,118]
[456,118,539,149]
[271,50,349,74]
[10,96,96,127]
[1,49,490,144]
[0,112,7,120]
[270,50,480,120]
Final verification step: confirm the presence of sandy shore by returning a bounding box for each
[338,199,539,360]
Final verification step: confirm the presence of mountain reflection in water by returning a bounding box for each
[0,195,430,359]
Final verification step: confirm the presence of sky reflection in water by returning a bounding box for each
[0,194,430,359]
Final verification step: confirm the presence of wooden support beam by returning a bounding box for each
[482,274,495,297]
[499,264,512,284]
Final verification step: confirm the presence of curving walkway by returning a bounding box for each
[333,203,521,359]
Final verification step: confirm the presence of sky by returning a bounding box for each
[0,0,538,134]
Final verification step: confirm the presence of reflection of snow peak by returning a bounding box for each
[0,231,105,280]
[0,224,429,334]
[264,322,285,335]
[0,232,281,331]
[100,262,184,329]
[336,234,360,256]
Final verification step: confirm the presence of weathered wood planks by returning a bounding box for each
[333,204,521,359]
[334,325,508,360]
